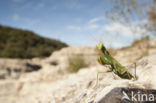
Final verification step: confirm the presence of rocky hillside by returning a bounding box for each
[0,25,67,58]
[0,39,156,103]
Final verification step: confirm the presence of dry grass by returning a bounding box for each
[67,55,89,73]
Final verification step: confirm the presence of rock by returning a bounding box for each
[43,46,99,67]
[96,87,156,103]
[0,39,156,103]
[0,59,41,79]
[24,63,41,72]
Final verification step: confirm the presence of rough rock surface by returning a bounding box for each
[0,59,41,79]
[96,87,156,103]
[0,39,156,103]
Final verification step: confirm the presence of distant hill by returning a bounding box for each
[0,25,68,58]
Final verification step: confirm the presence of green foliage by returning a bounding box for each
[0,25,68,58]
[67,55,88,73]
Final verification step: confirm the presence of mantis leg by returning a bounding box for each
[97,56,111,65]
[134,62,137,80]
[96,72,105,86]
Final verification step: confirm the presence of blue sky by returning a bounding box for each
[0,0,148,48]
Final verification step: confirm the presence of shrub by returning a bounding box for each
[67,55,88,73]
[0,25,67,58]
[131,36,150,47]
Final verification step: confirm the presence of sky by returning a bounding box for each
[0,0,148,48]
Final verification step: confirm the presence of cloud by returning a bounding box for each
[86,24,99,30]
[89,22,143,48]
[86,17,105,30]
[91,34,129,48]
[67,17,142,48]
[67,26,82,31]
[75,18,83,23]
[12,14,20,21]
[102,22,142,37]
[67,17,104,31]
[88,17,105,24]
[67,23,99,31]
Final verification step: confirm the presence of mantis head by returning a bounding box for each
[96,43,105,50]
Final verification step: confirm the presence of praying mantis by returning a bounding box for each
[96,43,137,85]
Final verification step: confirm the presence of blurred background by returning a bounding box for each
[1,0,155,50]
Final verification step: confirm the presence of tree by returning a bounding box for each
[106,0,156,37]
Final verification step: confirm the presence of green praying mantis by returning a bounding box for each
[96,43,137,85]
